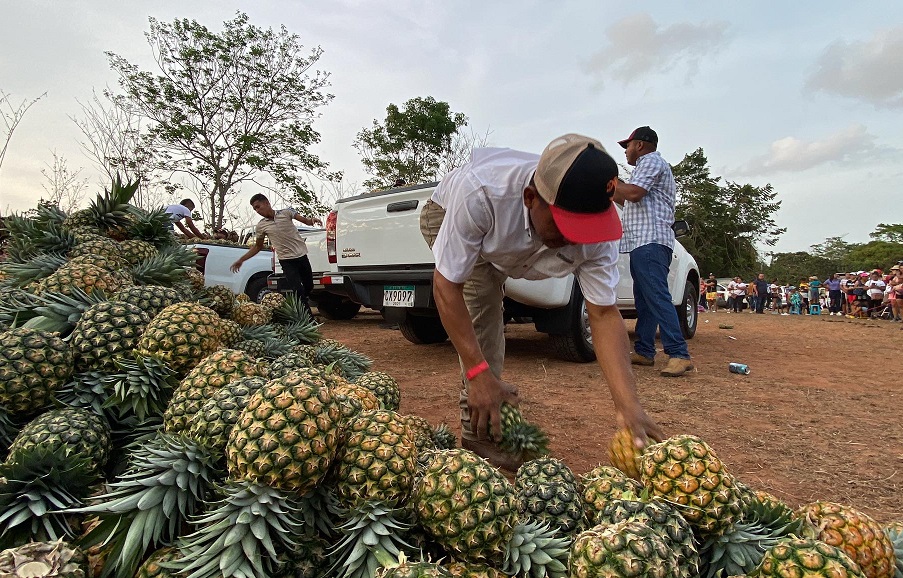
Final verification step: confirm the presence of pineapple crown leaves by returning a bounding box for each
[128,245,197,286]
[0,445,97,550]
[0,252,67,286]
[82,175,139,231]
[279,318,322,346]
[21,288,110,338]
[502,520,571,578]
[493,404,549,461]
[328,501,414,578]
[2,216,77,263]
[127,206,178,249]
[167,480,305,578]
[0,289,42,327]
[315,341,372,381]
[73,433,220,578]
[297,485,340,538]
[100,354,178,422]
[240,323,285,342]
[272,293,320,331]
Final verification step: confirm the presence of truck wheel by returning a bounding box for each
[677,280,699,339]
[398,315,448,345]
[316,296,362,320]
[549,285,596,363]
[245,276,271,303]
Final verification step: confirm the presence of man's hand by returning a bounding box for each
[467,372,520,440]
[617,407,665,450]
[230,260,242,273]
[312,217,323,226]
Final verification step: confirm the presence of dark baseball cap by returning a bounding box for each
[618,126,658,149]
[533,134,622,244]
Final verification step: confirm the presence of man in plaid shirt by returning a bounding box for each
[613,126,694,377]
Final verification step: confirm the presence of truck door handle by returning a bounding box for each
[387,200,419,212]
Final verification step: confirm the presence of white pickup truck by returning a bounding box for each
[190,227,361,319]
[323,182,701,362]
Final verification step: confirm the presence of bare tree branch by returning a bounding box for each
[0,89,46,177]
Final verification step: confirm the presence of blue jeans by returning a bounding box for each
[629,243,690,360]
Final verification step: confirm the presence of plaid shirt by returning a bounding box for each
[619,151,676,253]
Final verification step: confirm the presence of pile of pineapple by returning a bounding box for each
[0,181,900,578]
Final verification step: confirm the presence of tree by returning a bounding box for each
[354,96,468,190]
[870,223,903,245]
[766,251,836,284]
[672,148,785,277]
[71,89,173,210]
[846,241,903,272]
[0,89,46,178]
[106,12,337,229]
[809,235,857,268]
[40,150,90,213]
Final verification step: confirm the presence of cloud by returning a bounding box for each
[806,27,903,108]
[584,13,729,85]
[736,124,876,176]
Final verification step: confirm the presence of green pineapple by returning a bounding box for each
[232,302,271,326]
[185,376,268,458]
[69,301,149,372]
[354,371,401,411]
[757,537,866,578]
[640,434,742,536]
[7,408,111,475]
[112,284,183,319]
[0,539,88,578]
[217,318,242,347]
[68,238,125,262]
[260,291,286,311]
[226,371,343,494]
[432,423,457,450]
[569,519,682,578]
[203,284,236,317]
[163,348,267,434]
[117,238,158,264]
[0,328,73,419]
[580,464,643,524]
[135,303,223,374]
[32,262,131,298]
[403,414,437,453]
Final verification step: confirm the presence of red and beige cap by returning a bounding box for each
[534,133,622,244]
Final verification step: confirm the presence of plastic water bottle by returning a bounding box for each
[728,363,750,375]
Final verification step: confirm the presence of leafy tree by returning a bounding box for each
[870,223,903,244]
[809,235,857,267]
[672,148,785,277]
[106,12,337,229]
[846,240,903,272]
[354,96,468,190]
[766,251,836,284]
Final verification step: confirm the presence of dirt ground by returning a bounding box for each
[319,308,903,524]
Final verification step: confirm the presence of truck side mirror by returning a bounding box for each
[672,220,691,238]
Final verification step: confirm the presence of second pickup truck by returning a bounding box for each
[321,182,701,362]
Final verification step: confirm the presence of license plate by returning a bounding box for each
[383,285,415,307]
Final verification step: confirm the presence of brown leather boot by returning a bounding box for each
[630,352,655,366]
[660,357,694,377]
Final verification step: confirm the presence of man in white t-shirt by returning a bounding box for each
[164,199,206,239]
[419,134,663,471]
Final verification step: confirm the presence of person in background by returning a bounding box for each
[889,265,903,322]
[865,270,886,316]
[770,279,782,314]
[788,286,802,314]
[613,126,694,377]
[752,273,769,314]
[807,276,821,312]
[705,273,719,312]
[841,272,855,315]
[165,199,207,239]
[799,279,810,313]
[230,194,322,315]
[727,276,745,313]
[824,273,842,315]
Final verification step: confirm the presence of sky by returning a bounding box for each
[1,1,901,254]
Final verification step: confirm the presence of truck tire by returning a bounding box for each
[398,314,448,345]
[245,276,271,303]
[316,295,362,320]
[549,285,596,363]
[677,279,699,339]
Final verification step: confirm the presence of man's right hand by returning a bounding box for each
[230,261,242,273]
[467,372,520,440]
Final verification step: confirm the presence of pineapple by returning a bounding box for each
[580,464,643,524]
[135,547,180,578]
[270,351,316,378]
[184,267,205,292]
[757,537,866,578]
[218,318,242,347]
[65,252,129,272]
[204,284,236,317]
[68,238,125,262]
[112,284,183,319]
[232,302,272,326]
[608,427,642,481]
[69,300,150,372]
[0,328,73,419]
[226,371,343,494]
[375,553,452,578]
[515,457,584,537]
[260,291,286,311]
[135,302,223,374]
[354,371,401,411]
[432,423,457,450]
[444,561,507,578]
[490,402,549,461]
[7,408,111,475]
[798,501,896,578]
[163,348,267,434]
[569,519,682,578]
[0,539,88,578]
[412,448,517,565]
[185,375,268,457]
[117,238,158,264]
[885,523,903,578]
[33,262,130,297]
[403,414,437,453]
[640,434,742,536]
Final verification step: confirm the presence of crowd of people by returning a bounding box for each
[701,266,903,321]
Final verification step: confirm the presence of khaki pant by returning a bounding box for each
[420,199,507,438]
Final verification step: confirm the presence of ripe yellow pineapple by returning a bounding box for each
[798,501,895,578]
[608,427,642,481]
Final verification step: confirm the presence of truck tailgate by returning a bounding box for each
[335,186,436,269]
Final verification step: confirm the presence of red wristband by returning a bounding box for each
[465,360,490,381]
